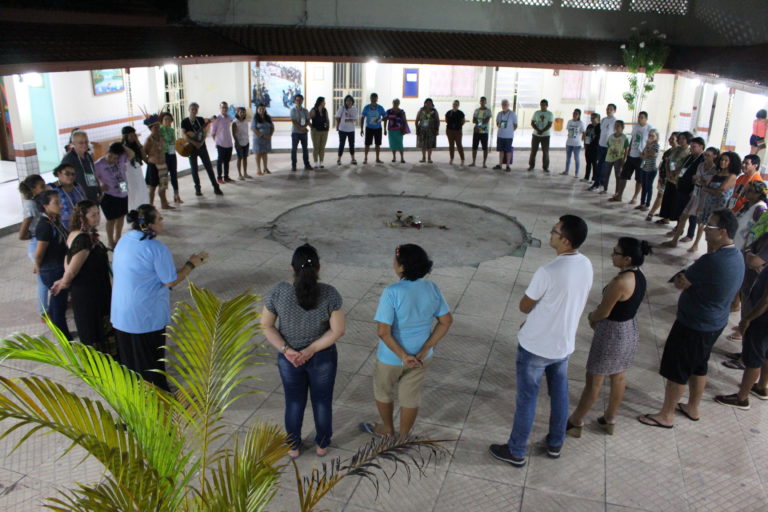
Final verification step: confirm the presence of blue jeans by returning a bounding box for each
[591,146,608,186]
[639,170,657,207]
[27,238,48,315]
[291,132,310,168]
[507,345,569,458]
[277,345,337,449]
[38,264,71,340]
[565,146,581,175]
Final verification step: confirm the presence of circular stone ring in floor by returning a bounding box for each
[264,194,529,268]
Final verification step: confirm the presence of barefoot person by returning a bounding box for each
[568,238,650,437]
[639,210,743,427]
[261,244,345,458]
[361,244,453,438]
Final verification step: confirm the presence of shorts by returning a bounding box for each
[373,359,431,408]
[750,134,765,148]
[365,128,382,146]
[497,137,513,153]
[742,321,768,368]
[659,320,723,384]
[472,133,489,151]
[620,156,643,180]
[100,193,128,221]
[235,143,250,158]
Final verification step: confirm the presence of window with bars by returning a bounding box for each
[500,0,553,6]
[333,63,363,117]
[164,67,185,137]
[562,0,621,10]
[629,0,688,15]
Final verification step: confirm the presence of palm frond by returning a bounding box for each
[0,375,182,511]
[0,327,190,483]
[201,422,289,512]
[164,284,262,480]
[294,436,452,512]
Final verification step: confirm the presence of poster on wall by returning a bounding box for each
[91,69,125,95]
[250,61,305,118]
[403,68,419,98]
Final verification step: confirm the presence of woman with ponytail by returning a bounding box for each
[567,237,651,436]
[361,244,453,438]
[261,243,345,458]
[51,200,113,354]
[111,204,208,390]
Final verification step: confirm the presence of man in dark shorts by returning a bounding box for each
[639,209,744,427]
[715,264,768,409]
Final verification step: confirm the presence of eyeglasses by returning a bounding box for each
[550,229,561,236]
[704,224,723,231]
[612,250,624,256]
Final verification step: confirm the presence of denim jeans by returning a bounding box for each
[291,132,311,167]
[507,345,569,458]
[277,345,338,449]
[27,238,48,315]
[639,170,657,207]
[38,264,71,340]
[188,144,219,191]
[565,146,581,175]
[593,146,608,184]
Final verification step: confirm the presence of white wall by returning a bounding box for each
[182,62,247,116]
[728,90,768,156]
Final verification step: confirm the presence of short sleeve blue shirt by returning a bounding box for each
[111,230,178,333]
[374,278,451,366]
[362,104,386,129]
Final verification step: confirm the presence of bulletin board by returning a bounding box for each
[403,68,419,98]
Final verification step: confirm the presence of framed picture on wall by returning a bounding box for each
[249,61,307,119]
[91,69,125,96]
[403,68,419,98]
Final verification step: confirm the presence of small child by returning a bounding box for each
[599,120,628,194]
[18,174,49,316]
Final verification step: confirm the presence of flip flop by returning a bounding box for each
[676,403,700,421]
[359,422,386,438]
[725,333,742,342]
[722,359,746,370]
[637,414,673,429]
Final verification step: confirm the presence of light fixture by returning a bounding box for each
[20,72,44,87]
[714,83,727,93]
[689,78,701,87]
[163,63,179,73]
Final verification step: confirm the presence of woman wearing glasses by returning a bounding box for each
[49,163,87,230]
[567,237,650,436]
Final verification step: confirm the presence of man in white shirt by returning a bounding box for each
[489,215,594,467]
[611,111,652,203]
[589,103,617,191]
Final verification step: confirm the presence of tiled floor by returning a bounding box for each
[1,149,766,511]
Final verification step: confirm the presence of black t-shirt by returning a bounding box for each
[445,110,465,131]
[35,216,68,268]
[60,150,100,202]
[677,153,704,196]
[181,116,207,142]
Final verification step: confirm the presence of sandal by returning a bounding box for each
[637,414,673,429]
[722,358,746,370]
[723,351,742,360]
[676,403,700,421]
[351,159,358,165]
[645,214,653,221]
[654,219,670,225]
[597,416,615,435]
[359,422,387,438]
[566,420,582,438]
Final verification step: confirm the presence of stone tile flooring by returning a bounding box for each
[1,149,766,511]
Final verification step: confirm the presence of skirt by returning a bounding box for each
[100,193,128,221]
[388,130,404,151]
[586,318,640,375]
[417,131,437,150]
[253,134,272,154]
[125,161,149,212]
[659,182,679,220]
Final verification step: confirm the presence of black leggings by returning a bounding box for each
[584,145,598,181]
[338,131,355,157]
[165,153,178,193]
[71,285,110,353]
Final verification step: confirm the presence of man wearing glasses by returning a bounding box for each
[639,209,744,427]
[489,215,593,467]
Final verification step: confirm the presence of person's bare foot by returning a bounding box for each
[676,402,700,421]
[660,240,678,248]
[316,447,328,457]
[679,236,692,243]
[686,245,699,253]
[637,413,673,428]
[288,448,300,458]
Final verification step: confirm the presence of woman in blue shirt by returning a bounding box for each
[111,204,208,391]
[361,244,453,438]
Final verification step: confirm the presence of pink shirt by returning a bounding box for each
[210,115,233,148]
